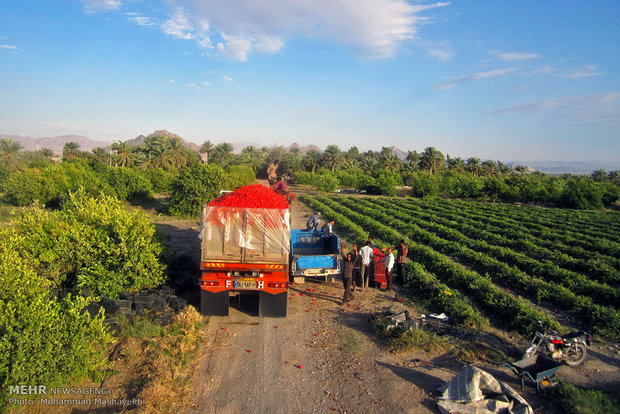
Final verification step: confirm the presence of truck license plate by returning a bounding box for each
[236,279,256,289]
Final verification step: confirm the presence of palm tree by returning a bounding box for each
[466,157,481,175]
[111,140,135,167]
[406,150,420,165]
[240,146,265,172]
[166,137,188,169]
[199,140,215,164]
[418,147,445,174]
[448,157,466,172]
[321,145,345,172]
[152,145,173,170]
[497,161,512,175]
[515,165,528,174]
[91,147,109,163]
[481,160,498,177]
[379,152,401,172]
[343,159,360,170]
[360,156,378,174]
[0,138,24,170]
[39,148,54,159]
[303,150,321,173]
[591,169,607,182]
[211,142,234,166]
[346,146,360,161]
[62,141,81,160]
[282,152,304,175]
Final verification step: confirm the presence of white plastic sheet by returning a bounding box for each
[437,366,533,414]
[200,206,291,263]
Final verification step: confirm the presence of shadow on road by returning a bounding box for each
[375,361,443,413]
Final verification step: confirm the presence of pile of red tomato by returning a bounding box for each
[208,184,290,209]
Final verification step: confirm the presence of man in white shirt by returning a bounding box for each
[359,241,374,290]
[382,247,395,291]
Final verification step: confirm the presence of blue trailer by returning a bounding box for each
[290,230,340,282]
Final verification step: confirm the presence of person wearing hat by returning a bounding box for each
[306,211,321,231]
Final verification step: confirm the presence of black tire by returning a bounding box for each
[564,343,587,366]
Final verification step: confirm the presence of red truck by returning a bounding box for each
[199,187,291,317]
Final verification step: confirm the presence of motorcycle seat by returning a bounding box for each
[561,331,584,339]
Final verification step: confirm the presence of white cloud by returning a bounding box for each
[428,48,452,61]
[185,83,202,90]
[221,75,234,83]
[162,10,194,40]
[0,44,21,51]
[127,14,154,27]
[560,65,601,79]
[79,0,121,13]
[533,65,555,75]
[486,92,620,124]
[161,0,450,60]
[492,51,539,61]
[202,81,211,87]
[436,67,518,90]
[170,79,176,83]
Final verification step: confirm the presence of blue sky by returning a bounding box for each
[1,0,619,162]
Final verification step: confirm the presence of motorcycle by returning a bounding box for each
[523,321,591,366]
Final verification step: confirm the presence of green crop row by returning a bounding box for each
[324,196,620,340]
[403,197,620,271]
[361,197,620,307]
[383,197,620,284]
[421,198,620,259]
[304,195,560,336]
[450,200,620,242]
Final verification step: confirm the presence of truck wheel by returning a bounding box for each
[259,291,288,317]
[200,290,229,316]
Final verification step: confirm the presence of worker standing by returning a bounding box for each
[340,244,355,305]
[382,247,395,291]
[267,159,279,187]
[359,241,374,290]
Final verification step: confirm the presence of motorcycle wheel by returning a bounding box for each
[564,343,587,366]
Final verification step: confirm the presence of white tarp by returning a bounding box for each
[200,206,291,263]
[437,366,533,414]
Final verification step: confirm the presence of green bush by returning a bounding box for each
[143,168,177,193]
[373,169,402,196]
[103,167,154,204]
[293,171,314,185]
[1,163,113,207]
[313,172,340,192]
[559,178,604,209]
[168,163,230,217]
[0,228,112,408]
[412,172,440,197]
[226,165,256,189]
[15,190,166,297]
[335,170,358,187]
[547,382,620,414]
[355,174,377,190]
[1,169,46,206]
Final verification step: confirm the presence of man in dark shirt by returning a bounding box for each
[272,177,292,204]
[351,243,363,291]
[395,240,408,283]
[340,246,355,305]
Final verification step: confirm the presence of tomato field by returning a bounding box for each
[301,195,620,340]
